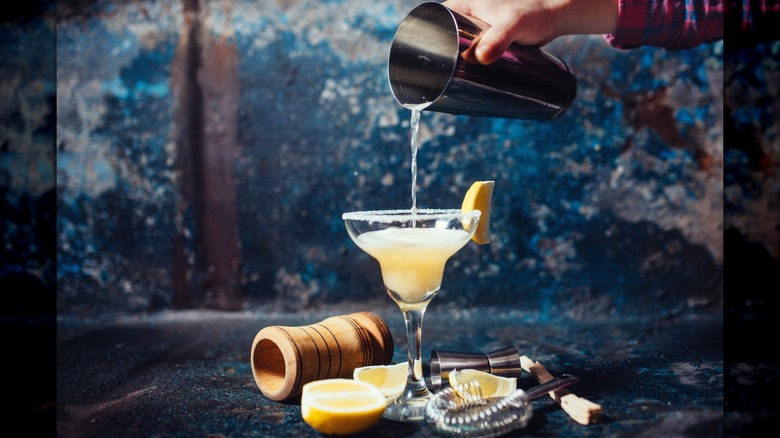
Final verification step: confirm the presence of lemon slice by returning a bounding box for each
[301,378,385,435]
[461,181,495,245]
[353,362,408,402]
[448,369,517,398]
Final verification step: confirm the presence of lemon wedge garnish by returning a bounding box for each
[353,362,408,403]
[301,378,385,435]
[461,181,495,244]
[448,369,517,398]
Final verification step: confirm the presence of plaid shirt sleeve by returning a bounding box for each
[603,0,724,50]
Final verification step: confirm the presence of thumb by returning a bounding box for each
[472,24,515,64]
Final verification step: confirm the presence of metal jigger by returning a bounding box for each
[429,345,523,390]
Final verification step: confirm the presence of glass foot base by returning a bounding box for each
[383,393,432,422]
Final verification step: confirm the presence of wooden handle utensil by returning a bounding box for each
[520,355,603,425]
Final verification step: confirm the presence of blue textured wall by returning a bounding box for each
[6,2,780,436]
[1,3,57,320]
[46,0,728,318]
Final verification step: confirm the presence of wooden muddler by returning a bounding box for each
[520,355,603,425]
[250,312,394,401]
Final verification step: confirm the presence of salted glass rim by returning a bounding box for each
[342,208,480,223]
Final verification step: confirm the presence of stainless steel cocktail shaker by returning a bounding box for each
[388,2,576,120]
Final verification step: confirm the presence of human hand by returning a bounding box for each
[441,0,618,64]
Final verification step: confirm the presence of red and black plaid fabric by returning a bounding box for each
[604,0,724,50]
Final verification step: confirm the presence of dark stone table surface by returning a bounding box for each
[55,304,725,437]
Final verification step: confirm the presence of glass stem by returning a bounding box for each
[401,306,430,397]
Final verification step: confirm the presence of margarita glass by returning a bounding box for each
[342,208,480,422]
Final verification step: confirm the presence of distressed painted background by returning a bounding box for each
[3,0,780,435]
[50,0,726,319]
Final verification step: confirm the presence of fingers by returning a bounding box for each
[473,24,515,64]
[441,0,477,24]
[440,0,470,15]
[440,0,554,64]
[443,0,512,64]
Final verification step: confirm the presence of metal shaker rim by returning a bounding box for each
[387,2,459,108]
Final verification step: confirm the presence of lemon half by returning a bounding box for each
[301,378,385,435]
[448,369,517,398]
[461,181,495,245]
[353,362,407,402]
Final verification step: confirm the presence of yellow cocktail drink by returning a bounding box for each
[354,227,470,309]
[342,209,479,421]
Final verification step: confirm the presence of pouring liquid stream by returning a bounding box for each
[405,102,431,226]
